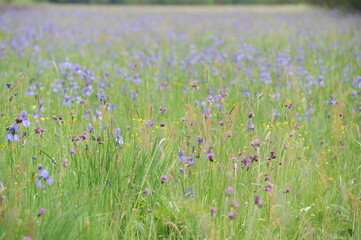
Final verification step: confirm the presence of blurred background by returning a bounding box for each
[0,0,360,9]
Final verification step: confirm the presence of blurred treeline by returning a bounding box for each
[45,0,361,9]
[1,0,361,9]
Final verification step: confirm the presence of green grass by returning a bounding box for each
[0,5,360,240]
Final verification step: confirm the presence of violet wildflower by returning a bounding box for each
[226,186,234,195]
[70,149,76,154]
[6,123,20,141]
[285,188,291,193]
[207,152,215,162]
[179,167,184,172]
[20,111,30,127]
[179,149,187,162]
[36,165,53,188]
[265,176,271,181]
[23,237,32,240]
[85,124,93,133]
[37,208,45,217]
[227,211,237,219]
[145,120,154,128]
[210,207,217,217]
[160,121,166,127]
[196,136,203,144]
[115,128,124,145]
[143,188,151,195]
[265,184,273,192]
[231,199,240,208]
[248,112,255,118]
[251,139,262,148]
[254,194,263,207]
[247,120,255,130]
[160,175,168,183]
[183,187,195,198]
[159,105,167,114]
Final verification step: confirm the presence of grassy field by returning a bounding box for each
[0,5,360,239]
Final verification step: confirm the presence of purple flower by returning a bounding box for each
[143,188,151,195]
[115,128,124,145]
[210,207,217,217]
[183,187,195,198]
[285,188,291,193]
[37,166,53,188]
[227,211,237,219]
[23,237,32,240]
[226,186,234,195]
[207,153,215,162]
[254,194,263,207]
[179,167,184,172]
[85,124,93,133]
[37,208,45,216]
[231,199,240,208]
[6,123,20,141]
[160,175,168,183]
[265,184,273,192]
[20,111,30,127]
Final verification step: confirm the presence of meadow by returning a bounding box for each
[0,5,360,239]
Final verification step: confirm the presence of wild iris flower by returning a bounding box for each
[36,164,53,188]
[6,123,20,141]
[115,128,124,145]
[20,111,30,127]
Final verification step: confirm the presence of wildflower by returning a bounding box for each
[115,128,124,145]
[254,194,263,207]
[265,184,273,192]
[196,136,203,144]
[232,199,240,208]
[35,126,46,134]
[251,139,262,148]
[145,120,154,128]
[23,237,32,240]
[218,120,224,126]
[143,188,151,195]
[227,211,237,219]
[179,149,187,162]
[265,176,271,181]
[226,186,234,195]
[248,112,255,118]
[179,167,184,172]
[36,165,53,188]
[160,175,168,183]
[210,207,217,217]
[20,111,30,127]
[247,120,255,130]
[85,124,93,133]
[70,149,76,154]
[159,105,167,114]
[207,152,215,162]
[160,121,166,127]
[224,131,232,138]
[183,187,195,198]
[6,123,20,141]
[285,188,291,193]
[37,208,45,217]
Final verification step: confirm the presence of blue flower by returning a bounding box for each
[115,128,124,145]
[20,111,30,127]
[6,123,20,141]
[37,166,53,188]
